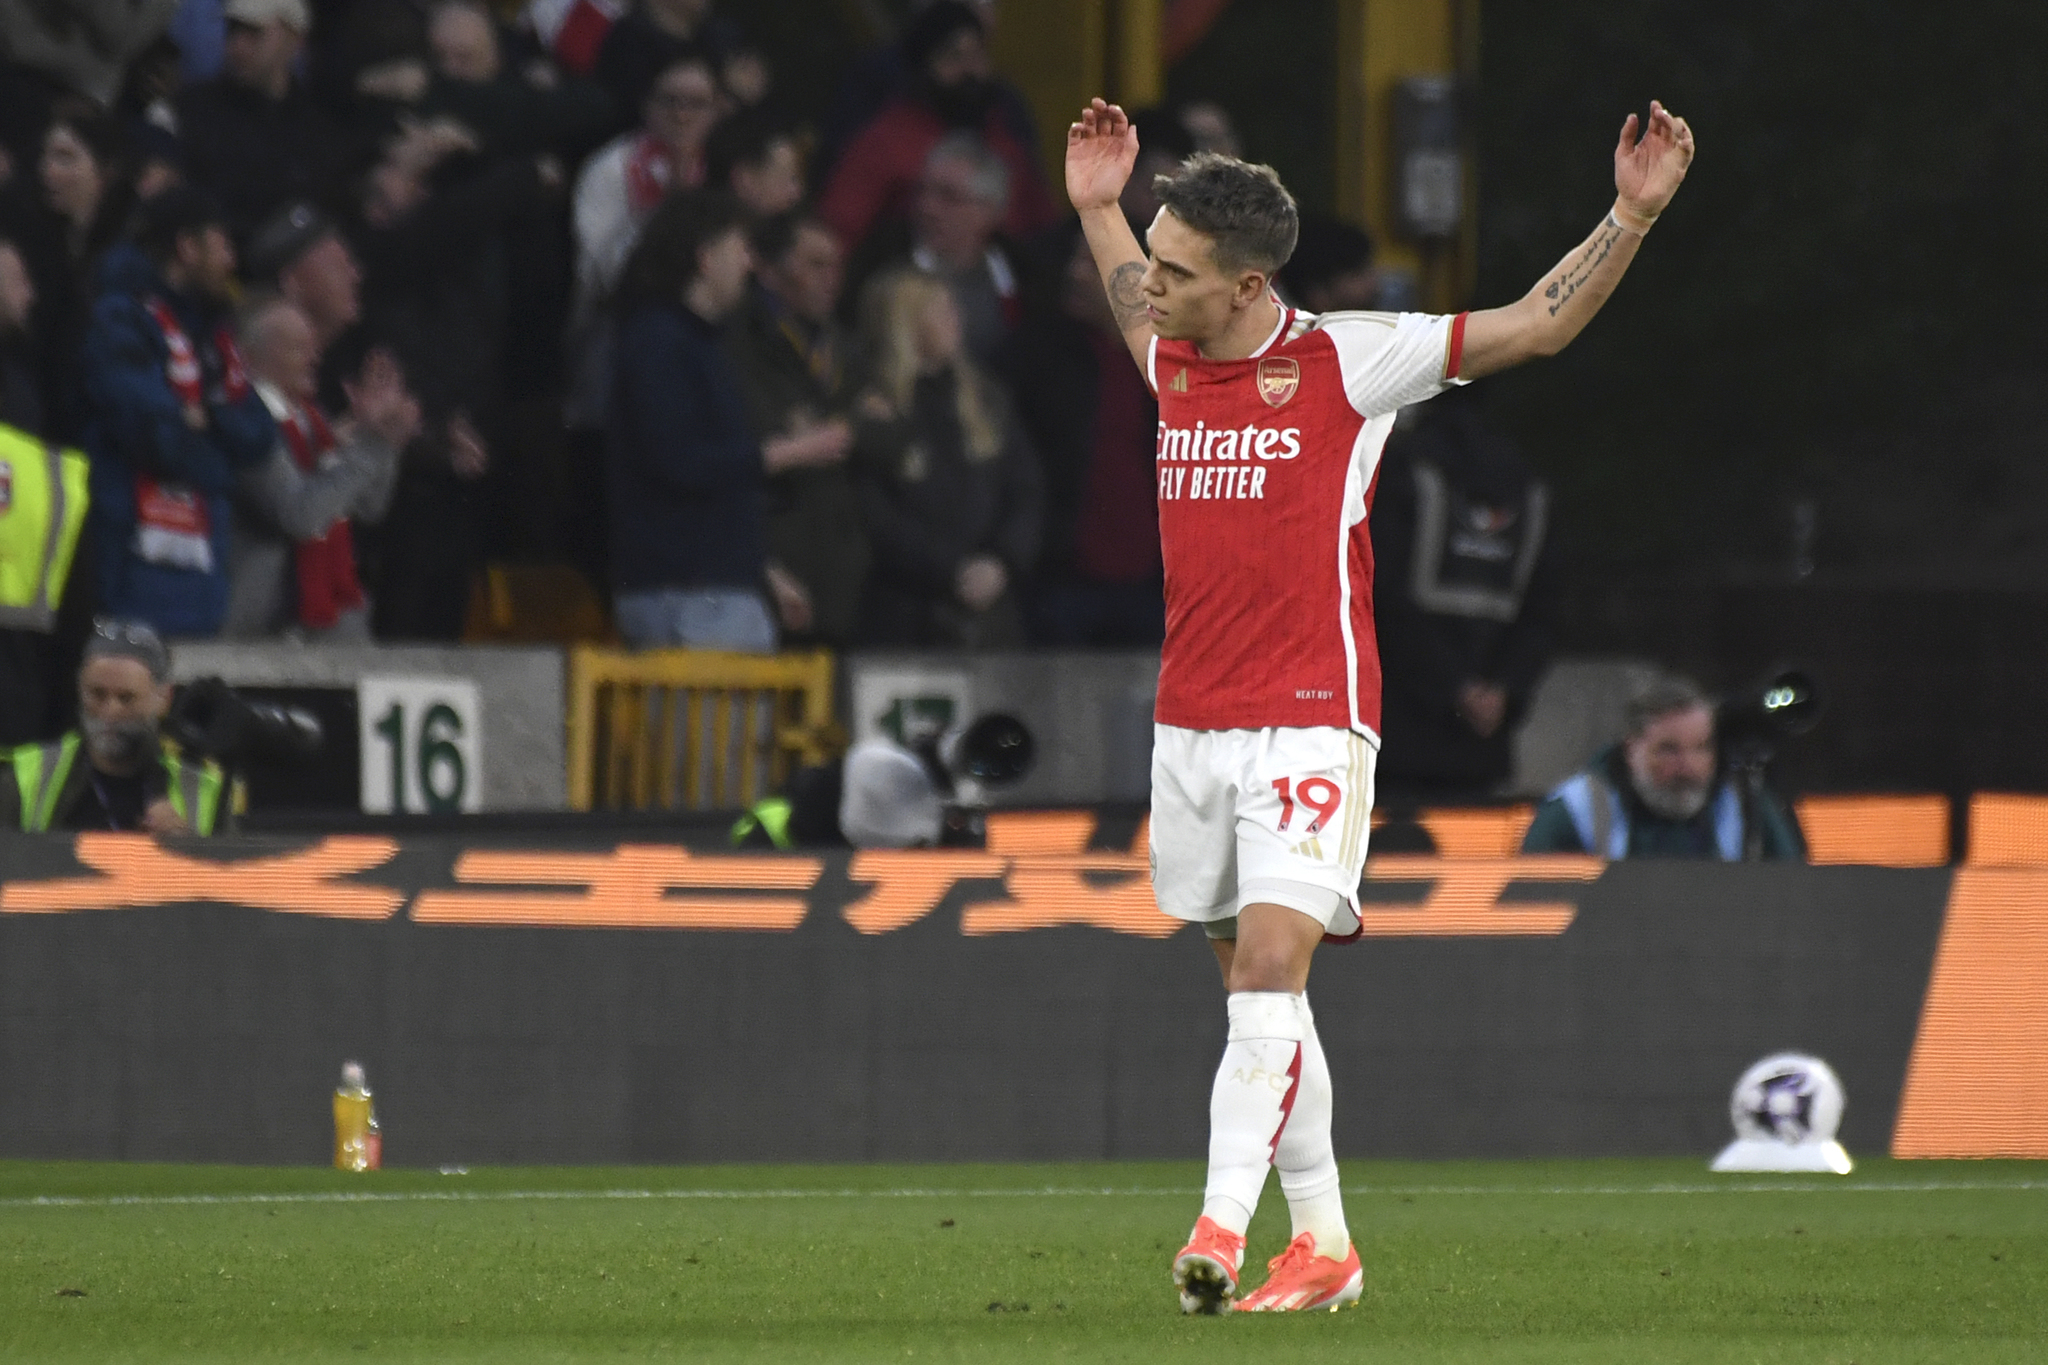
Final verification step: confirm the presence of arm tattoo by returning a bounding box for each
[1542,223,1626,317]
[1106,261,1149,330]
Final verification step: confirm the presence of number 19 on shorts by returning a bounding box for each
[1272,776,1341,834]
[358,676,483,814]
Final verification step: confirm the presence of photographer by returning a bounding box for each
[1521,674,1804,860]
[1,619,228,835]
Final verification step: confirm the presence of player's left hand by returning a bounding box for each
[1614,100,1695,223]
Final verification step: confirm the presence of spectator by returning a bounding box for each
[852,269,1040,648]
[1521,674,1806,860]
[703,108,803,219]
[222,297,417,639]
[346,120,551,639]
[818,1,1055,259]
[566,49,717,426]
[1114,106,1195,232]
[24,100,136,434]
[1281,216,1379,313]
[0,235,38,428]
[817,0,1037,177]
[38,101,136,276]
[1008,230,1162,646]
[174,0,351,239]
[725,209,865,646]
[591,0,739,124]
[1372,391,1557,799]
[81,186,275,637]
[1176,100,1242,158]
[0,617,230,833]
[606,190,776,651]
[873,131,1018,367]
[0,0,178,107]
[414,0,614,161]
[245,201,361,349]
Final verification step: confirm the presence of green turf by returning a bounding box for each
[2,1157,2042,1362]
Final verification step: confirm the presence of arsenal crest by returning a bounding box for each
[1257,356,1299,407]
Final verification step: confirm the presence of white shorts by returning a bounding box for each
[1148,723,1377,938]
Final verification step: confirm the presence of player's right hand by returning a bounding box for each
[1066,98,1139,212]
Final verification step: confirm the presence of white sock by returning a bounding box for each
[1276,993,1349,1256]
[1199,991,1306,1238]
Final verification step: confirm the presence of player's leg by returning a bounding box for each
[1147,725,1252,1313]
[1230,729,1374,1312]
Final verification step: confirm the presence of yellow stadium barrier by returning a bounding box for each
[565,647,841,812]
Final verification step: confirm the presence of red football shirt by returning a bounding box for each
[1149,306,1467,737]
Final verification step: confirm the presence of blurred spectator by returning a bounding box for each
[221,296,416,638]
[591,0,739,123]
[245,201,359,348]
[347,120,551,639]
[1176,100,1242,158]
[1008,230,1161,646]
[606,190,776,651]
[174,0,351,239]
[39,101,138,267]
[725,209,865,646]
[528,0,625,79]
[566,49,716,425]
[818,1,1055,259]
[0,234,38,428]
[410,1,613,161]
[27,100,138,433]
[1371,391,1556,799]
[848,132,1018,365]
[818,0,1037,175]
[1522,674,1806,860]
[1115,107,1195,233]
[81,187,275,637]
[703,108,802,219]
[0,0,178,106]
[0,617,229,833]
[1281,216,1379,313]
[852,269,1040,648]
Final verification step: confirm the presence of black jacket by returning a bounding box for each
[607,301,766,593]
[175,77,354,239]
[1371,398,1557,794]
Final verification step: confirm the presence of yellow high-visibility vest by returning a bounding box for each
[0,423,89,632]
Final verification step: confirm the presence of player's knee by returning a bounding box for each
[1229,943,1302,993]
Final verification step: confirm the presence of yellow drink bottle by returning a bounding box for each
[333,1061,378,1171]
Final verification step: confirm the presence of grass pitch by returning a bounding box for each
[2,1157,2043,1363]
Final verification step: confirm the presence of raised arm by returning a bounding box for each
[1064,98,1154,374]
[1459,101,1695,381]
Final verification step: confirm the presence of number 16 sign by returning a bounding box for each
[358,675,483,814]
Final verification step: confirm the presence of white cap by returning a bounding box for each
[340,1060,366,1089]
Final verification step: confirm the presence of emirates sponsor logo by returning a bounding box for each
[1257,356,1299,407]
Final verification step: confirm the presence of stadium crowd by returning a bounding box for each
[0,0,1538,782]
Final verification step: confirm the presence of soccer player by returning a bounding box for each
[1064,97,1694,1313]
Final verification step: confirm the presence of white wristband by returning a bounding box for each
[1608,201,1655,236]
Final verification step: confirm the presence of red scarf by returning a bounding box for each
[130,298,251,573]
[276,400,366,630]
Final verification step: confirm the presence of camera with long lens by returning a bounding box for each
[1717,668,1822,860]
[166,676,324,767]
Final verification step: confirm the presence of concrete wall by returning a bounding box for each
[170,643,567,811]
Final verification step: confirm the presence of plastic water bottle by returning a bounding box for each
[333,1061,382,1171]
